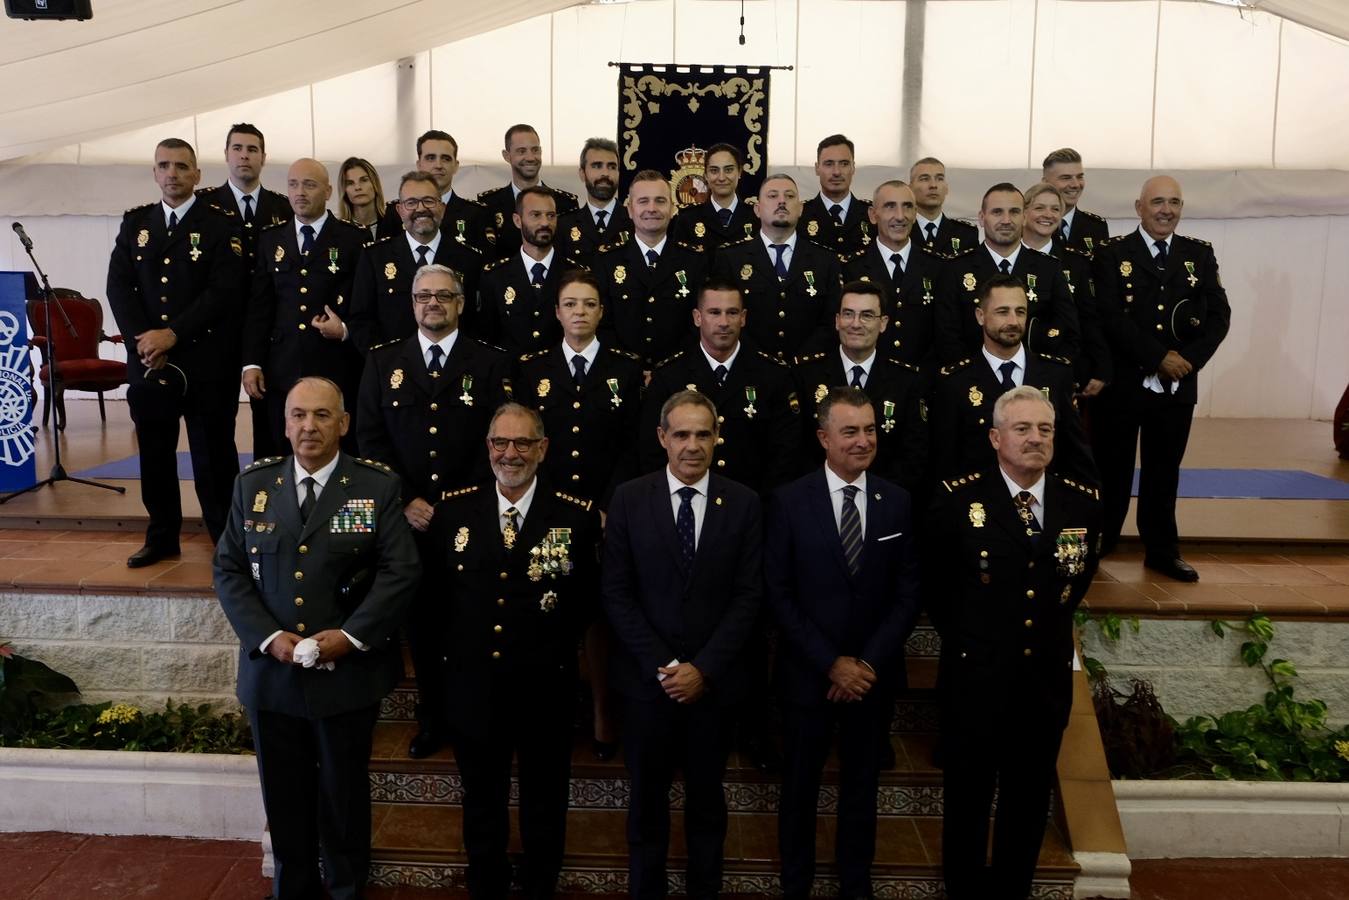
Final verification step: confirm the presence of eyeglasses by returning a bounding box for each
[488,437,542,452]
[838,309,882,323]
[413,291,464,305]
[399,197,440,211]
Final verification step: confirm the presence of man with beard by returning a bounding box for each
[842,180,947,372]
[712,174,842,362]
[556,138,631,269]
[348,171,484,351]
[927,385,1101,900]
[477,187,583,356]
[910,157,978,256]
[936,183,1078,366]
[799,134,871,260]
[416,129,492,254]
[358,263,511,758]
[673,143,760,252]
[594,170,708,369]
[437,403,601,900]
[1042,148,1109,256]
[245,159,367,453]
[641,278,802,496]
[479,124,579,252]
[929,273,1094,485]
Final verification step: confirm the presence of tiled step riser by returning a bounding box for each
[370,771,946,816]
[368,860,1074,898]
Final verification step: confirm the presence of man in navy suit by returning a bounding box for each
[765,388,921,899]
[602,390,763,900]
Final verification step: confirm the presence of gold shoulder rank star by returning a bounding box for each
[340,476,351,485]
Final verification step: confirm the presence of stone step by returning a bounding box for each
[367,804,1079,898]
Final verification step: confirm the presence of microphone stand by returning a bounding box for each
[0,235,126,503]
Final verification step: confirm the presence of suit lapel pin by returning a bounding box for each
[714,496,723,506]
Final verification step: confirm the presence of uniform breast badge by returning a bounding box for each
[804,271,818,297]
[1084,237,1095,252]
[881,400,896,432]
[455,220,467,244]
[675,270,690,298]
[743,223,754,237]
[694,222,706,238]
[537,378,551,398]
[743,386,758,419]
[527,527,574,581]
[454,526,469,553]
[1119,260,1133,277]
[922,277,934,303]
[962,272,976,292]
[390,369,404,390]
[460,374,475,406]
[968,385,983,407]
[540,590,558,612]
[814,384,828,404]
[331,499,377,534]
[274,245,285,263]
[740,264,753,281]
[1025,273,1038,304]
[189,233,202,262]
[384,262,397,280]
[807,220,819,237]
[1184,260,1198,287]
[607,378,623,408]
[1055,528,1088,576]
[570,225,582,242]
[136,229,150,248]
[504,286,516,306]
[950,238,962,252]
[328,248,340,274]
[252,491,268,513]
[495,212,505,229]
[969,502,986,528]
[613,265,627,285]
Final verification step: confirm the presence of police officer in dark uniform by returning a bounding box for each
[245,159,367,454]
[348,171,484,351]
[106,137,245,567]
[929,274,1095,486]
[712,173,842,362]
[214,376,420,900]
[910,157,979,255]
[415,129,493,254]
[555,138,631,270]
[671,143,759,253]
[799,134,871,260]
[593,170,708,369]
[1091,175,1230,582]
[357,263,511,758]
[927,386,1102,900]
[936,183,1079,367]
[641,278,801,495]
[478,124,579,252]
[437,403,601,900]
[477,187,582,356]
[1042,148,1110,256]
[793,282,928,494]
[842,180,947,373]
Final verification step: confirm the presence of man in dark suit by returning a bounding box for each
[765,388,921,900]
[799,134,871,260]
[936,183,1079,366]
[477,187,582,356]
[671,143,759,253]
[438,403,601,900]
[478,123,579,252]
[927,385,1102,900]
[347,170,484,351]
[416,129,493,254]
[712,174,842,362]
[357,263,511,758]
[106,137,245,566]
[910,157,978,255]
[244,158,367,453]
[841,179,946,372]
[793,281,928,494]
[1091,176,1230,581]
[1042,148,1110,256]
[929,273,1095,485]
[214,376,420,900]
[603,390,763,900]
[593,170,708,369]
[555,137,632,269]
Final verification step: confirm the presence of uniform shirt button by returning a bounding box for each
[1023,648,1033,657]
[716,437,725,445]
[1028,561,1035,569]
[571,450,580,458]
[716,459,726,467]
[645,317,653,323]
[649,296,656,303]
[571,425,580,434]
[1024,618,1033,628]
[298,546,308,556]
[296,623,306,633]
[499,571,508,580]
[893,340,901,347]
[978,418,985,425]
[491,650,501,659]
[294,571,304,580]
[295,598,304,607]
[250,547,258,554]
[497,598,505,606]
[161,315,170,322]
[429,451,437,459]
[571,474,580,481]
[532,331,541,338]
[429,426,438,434]
[299,305,308,313]
[980,574,991,584]
[573,401,582,409]
[431,473,440,481]
[1026,590,1035,599]
[493,624,503,634]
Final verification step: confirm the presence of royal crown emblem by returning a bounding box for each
[670,146,710,210]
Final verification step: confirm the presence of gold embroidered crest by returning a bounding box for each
[807,220,819,237]
[613,265,626,285]
[962,272,977,291]
[274,245,285,263]
[694,222,706,238]
[537,378,551,398]
[740,264,753,281]
[136,229,149,248]
[252,491,268,513]
[969,502,986,528]
[384,262,397,280]
[454,527,469,553]
[390,368,404,389]
[1120,260,1133,277]
[814,384,828,403]
[570,225,581,242]
[968,385,983,407]
[504,286,516,305]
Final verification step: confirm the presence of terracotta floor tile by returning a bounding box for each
[911,816,944,865]
[371,721,417,759]
[0,528,68,542]
[27,849,236,899]
[1196,550,1294,565]
[0,832,89,851]
[206,857,274,900]
[77,834,257,857]
[1129,858,1295,900]
[1186,562,1265,585]
[1151,583,1254,614]
[147,560,215,592]
[12,557,125,590]
[1289,583,1349,610]
[1080,582,1158,613]
[1305,564,1349,585]
[78,561,160,591]
[897,733,941,773]
[1096,559,1152,583]
[1224,583,1328,613]
[61,529,146,543]
[0,556,47,585]
[1280,552,1349,566]
[1235,564,1336,586]
[0,848,66,896]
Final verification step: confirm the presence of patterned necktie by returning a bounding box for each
[427,344,444,375]
[300,224,315,256]
[999,259,1012,275]
[829,203,844,225]
[999,360,1017,390]
[851,365,865,389]
[168,211,179,231]
[714,364,728,387]
[531,262,547,286]
[243,195,255,225]
[645,248,659,268]
[1014,490,1042,536]
[572,354,587,387]
[1154,239,1168,269]
[839,484,863,576]
[676,486,697,571]
[718,206,733,228]
[890,252,904,287]
[415,244,431,268]
[1058,222,1068,243]
[299,476,317,522]
[925,222,936,243]
[503,506,520,550]
[770,243,788,279]
[595,209,608,232]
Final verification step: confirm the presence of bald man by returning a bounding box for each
[1090,176,1230,581]
[245,158,370,454]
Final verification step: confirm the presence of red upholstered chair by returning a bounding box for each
[27,289,128,431]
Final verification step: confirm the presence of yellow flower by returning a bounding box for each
[96,703,141,726]
[1335,739,1349,762]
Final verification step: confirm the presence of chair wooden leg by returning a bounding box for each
[55,386,66,432]
[41,382,50,429]
[97,391,107,423]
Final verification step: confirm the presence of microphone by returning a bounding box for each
[11,222,33,251]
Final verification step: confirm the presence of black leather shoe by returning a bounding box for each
[127,544,179,568]
[407,729,443,759]
[592,738,619,762]
[1145,555,1200,582]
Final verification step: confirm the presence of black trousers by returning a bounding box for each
[126,374,238,547]
[778,691,892,899]
[248,703,380,900]
[452,677,574,900]
[408,532,450,736]
[1093,383,1195,557]
[622,695,735,900]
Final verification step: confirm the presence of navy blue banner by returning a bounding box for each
[0,272,36,490]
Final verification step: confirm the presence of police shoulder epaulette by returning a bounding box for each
[727,233,757,248]
[652,349,686,369]
[441,484,480,501]
[1176,233,1212,247]
[1096,234,1126,247]
[900,360,921,374]
[354,457,395,475]
[1055,473,1101,500]
[259,218,290,233]
[1061,244,1091,259]
[242,455,285,473]
[518,349,544,364]
[550,187,579,201]
[463,196,488,208]
[745,196,757,206]
[840,247,868,264]
[939,358,973,376]
[674,241,701,253]
[206,202,237,218]
[482,255,512,272]
[368,339,398,352]
[755,349,789,367]
[947,244,978,258]
[1077,208,1106,223]
[476,187,505,202]
[555,491,594,511]
[1035,351,1073,367]
[370,233,396,246]
[793,351,828,366]
[855,197,873,208]
[916,241,944,258]
[125,201,155,215]
[941,471,983,492]
[612,347,643,362]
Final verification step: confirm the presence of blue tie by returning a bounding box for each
[531,262,547,286]
[718,207,733,228]
[646,248,659,268]
[999,360,1017,390]
[300,224,315,255]
[770,243,788,279]
[1154,239,1168,269]
[839,485,863,576]
[676,486,697,572]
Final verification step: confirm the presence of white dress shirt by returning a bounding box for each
[520,246,556,280]
[999,466,1046,523]
[878,239,912,279]
[839,347,877,389]
[295,212,329,247]
[820,193,852,220]
[406,230,442,261]
[759,230,798,271]
[915,213,944,239]
[564,336,601,376]
[700,341,741,376]
[589,200,618,228]
[986,243,1022,271]
[666,467,711,548]
[162,195,196,228]
[635,234,668,261]
[983,344,1027,387]
[497,477,538,534]
[417,329,458,369]
[228,181,262,221]
[1140,227,1180,395]
[824,465,868,538]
